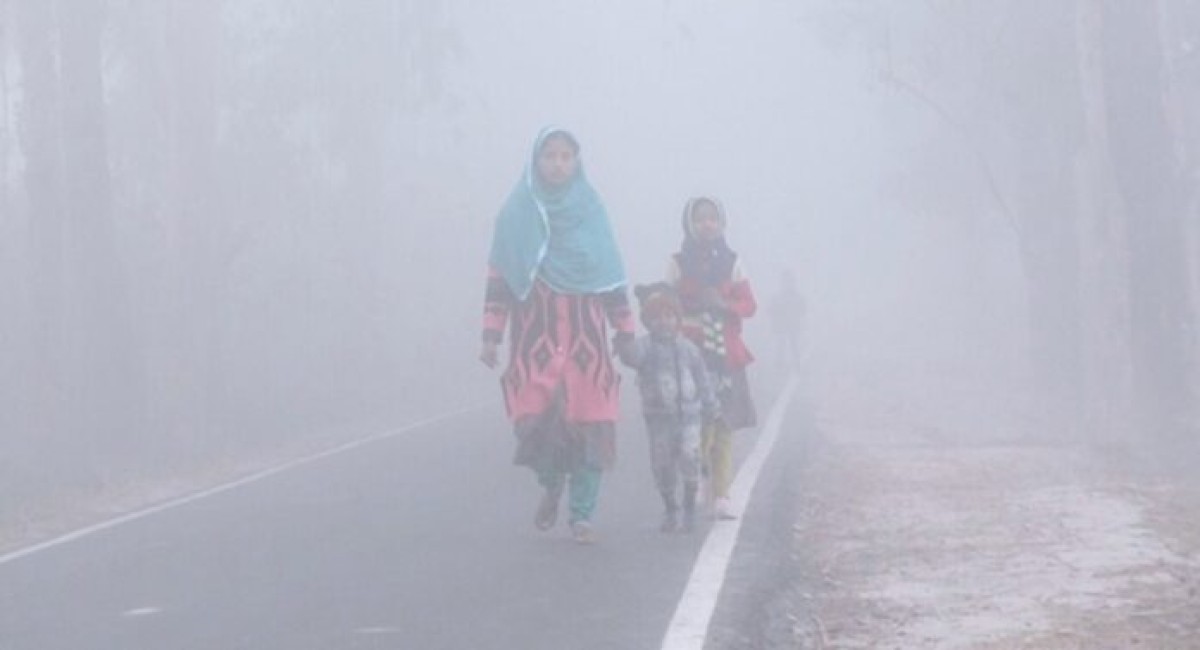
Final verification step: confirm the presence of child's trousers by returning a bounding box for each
[702,419,733,499]
[646,416,702,506]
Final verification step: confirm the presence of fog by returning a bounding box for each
[1,1,1197,534]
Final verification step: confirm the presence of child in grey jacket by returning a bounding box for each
[619,283,722,532]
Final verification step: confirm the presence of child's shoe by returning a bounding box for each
[714,497,738,520]
[660,509,679,533]
[680,508,696,533]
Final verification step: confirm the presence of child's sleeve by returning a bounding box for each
[618,336,647,369]
[600,286,636,338]
[723,259,757,319]
[482,266,514,344]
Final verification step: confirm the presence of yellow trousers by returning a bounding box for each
[701,420,734,499]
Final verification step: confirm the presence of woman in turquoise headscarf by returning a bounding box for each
[480,127,634,545]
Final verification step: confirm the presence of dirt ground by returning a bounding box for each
[785,384,1200,649]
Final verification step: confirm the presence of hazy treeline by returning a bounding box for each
[0,1,468,496]
[817,1,1200,436]
[0,1,1197,507]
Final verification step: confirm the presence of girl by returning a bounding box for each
[668,197,757,520]
[480,127,634,545]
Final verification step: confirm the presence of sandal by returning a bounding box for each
[534,488,561,531]
[571,520,596,545]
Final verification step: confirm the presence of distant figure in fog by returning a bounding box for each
[770,268,806,373]
[667,197,757,520]
[618,283,722,534]
[479,127,634,545]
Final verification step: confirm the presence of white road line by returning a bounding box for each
[0,404,487,567]
[661,375,799,650]
[355,626,403,635]
[120,607,162,618]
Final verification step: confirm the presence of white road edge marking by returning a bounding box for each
[0,404,487,567]
[661,375,799,650]
[355,626,403,635]
[121,607,162,618]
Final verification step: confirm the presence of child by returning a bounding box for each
[619,283,722,533]
[668,197,757,520]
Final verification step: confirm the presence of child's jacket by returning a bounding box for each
[669,256,757,371]
[620,333,721,422]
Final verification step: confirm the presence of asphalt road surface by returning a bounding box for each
[0,389,797,650]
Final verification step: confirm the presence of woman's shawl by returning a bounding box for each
[488,127,626,301]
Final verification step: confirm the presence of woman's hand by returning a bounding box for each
[480,340,499,368]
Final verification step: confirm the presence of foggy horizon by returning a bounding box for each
[1,2,1198,647]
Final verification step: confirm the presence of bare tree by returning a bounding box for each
[801,0,1199,436]
[57,0,141,466]
[164,0,223,443]
[14,0,65,443]
[1102,0,1197,435]
[1072,0,1133,436]
[0,0,10,220]
[875,2,1089,425]
[1158,0,1200,428]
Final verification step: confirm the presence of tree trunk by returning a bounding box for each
[1101,0,1196,435]
[57,0,141,467]
[1072,0,1133,438]
[1157,0,1200,429]
[0,0,10,220]
[14,0,65,442]
[1015,143,1084,428]
[0,0,17,441]
[165,0,223,445]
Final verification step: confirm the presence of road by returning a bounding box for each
[0,387,799,650]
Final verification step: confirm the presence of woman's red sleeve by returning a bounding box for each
[482,266,513,343]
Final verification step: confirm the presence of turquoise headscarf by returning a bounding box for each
[488,127,627,301]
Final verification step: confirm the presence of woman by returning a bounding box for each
[480,127,634,545]
[668,196,758,520]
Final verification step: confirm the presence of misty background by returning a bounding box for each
[0,1,1197,530]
